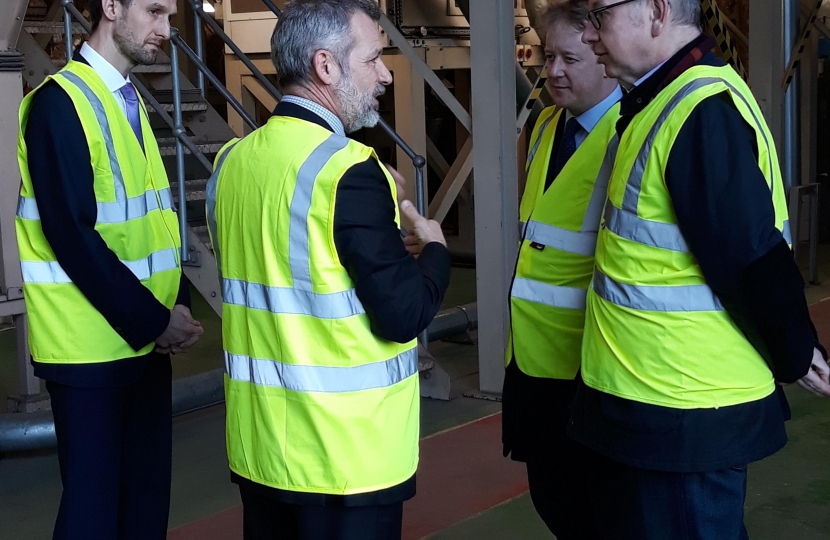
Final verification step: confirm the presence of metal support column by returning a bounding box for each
[801,32,818,188]
[2,0,46,412]
[469,0,518,395]
[782,0,801,190]
[749,0,784,148]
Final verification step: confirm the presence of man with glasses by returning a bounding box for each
[570,0,830,538]
[501,1,620,538]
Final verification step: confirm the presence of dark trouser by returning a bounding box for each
[47,354,172,540]
[525,438,601,540]
[239,485,404,540]
[586,452,750,540]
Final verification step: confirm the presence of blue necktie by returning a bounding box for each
[550,117,581,180]
[119,82,144,151]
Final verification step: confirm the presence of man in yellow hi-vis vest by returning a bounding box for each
[206,1,450,538]
[574,0,830,538]
[16,0,203,538]
[502,1,620,538]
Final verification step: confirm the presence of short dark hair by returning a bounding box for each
[271,0,382,90]
[542,0,590,34]
[87,0,133,33]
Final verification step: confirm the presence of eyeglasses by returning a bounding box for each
[587,0,640,30]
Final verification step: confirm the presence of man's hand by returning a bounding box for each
[403,234,422,257]
[796,347,830,397]
[385,164,407,203]
[400,200,446,248]
[155,305,203,354]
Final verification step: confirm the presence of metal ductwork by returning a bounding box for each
[0,304,478,453]
[454,0,547,131]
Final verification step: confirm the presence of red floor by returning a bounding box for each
[167,413,528,540]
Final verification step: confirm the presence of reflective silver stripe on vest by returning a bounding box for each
[223,278,365,319]
[96,188,172,224]
[224,347,418,393]
[782,219,792,245]
[60,71,128,204]
[17,196,40,220]
[621,78,722,214]
[21,247,179,284]
[592,269,724,312]
[604,200,689,252]
[205,141,240,284]
[525,221,597,256]
[582,135,619,231]
[511,276,587,310]
[526,112,557,172]
[288,135,350,290]
[60,71,168,225]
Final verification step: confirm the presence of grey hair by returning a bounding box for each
[542,0,590,33]
[271,0,382,90]
[669,0,701,27]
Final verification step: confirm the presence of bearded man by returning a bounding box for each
[205,1,451,539]
[16,0,203,538]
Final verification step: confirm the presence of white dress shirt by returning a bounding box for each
[79,42,131,116]
[564,85,624,149]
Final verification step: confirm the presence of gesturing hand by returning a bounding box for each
[399,200,446,248]
[797,348,830,397]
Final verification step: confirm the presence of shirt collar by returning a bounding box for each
[634,60,669,88]
[79,42,129,93]
[281,95,346,136]
[569,85,623,134]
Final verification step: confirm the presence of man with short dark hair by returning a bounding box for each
[206,1,450,539]
[16,0,202,538]
[501,1,619,538]
[573,0,830,537]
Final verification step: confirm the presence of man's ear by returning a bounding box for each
[100,0,120,24]
[312,50,341,86]
[651,0,670,38]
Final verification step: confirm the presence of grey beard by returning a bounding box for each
[335,76,383,133]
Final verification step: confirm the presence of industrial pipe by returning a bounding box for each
[0,305,477,453]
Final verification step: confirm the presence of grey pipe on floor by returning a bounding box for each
[0,304,478,453]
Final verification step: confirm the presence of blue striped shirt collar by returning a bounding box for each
[281,95,345,137]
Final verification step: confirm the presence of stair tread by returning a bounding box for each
[170,179,209,189]
[133,63,172,73]
[145,102,208,113]
[172,190,207,202]
[24,21,86,34]
[157,141,227,156]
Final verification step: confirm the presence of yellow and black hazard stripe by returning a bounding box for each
[701,0,747,80]
[782,0,823,92]
[523,67,548,112]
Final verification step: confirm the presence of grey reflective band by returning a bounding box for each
[96,188,174,224]
[718,79,775,188]
[582,135,619,231]
[17,196,39,220]
[782,219,792,245]
[604,201,689,253]
[525,220,597,257]
[21,247,179,284]
[511,276,587,310]
[526,112,556,172]
[288,135,350,290]
[206,141,240,283]
[622,78,722,214]
[60,71,170,225]
[592,269,724,312]
[223,278,365,320]
[224,347,418,393]
[60,71,128,204]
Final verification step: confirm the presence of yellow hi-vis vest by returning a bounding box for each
[507,104,620,379]
[16,61,181,363]
[582,65,792,409]
[206,115,419,496]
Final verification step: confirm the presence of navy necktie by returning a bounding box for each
[119,82,144,151]
[550,117,581,180]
